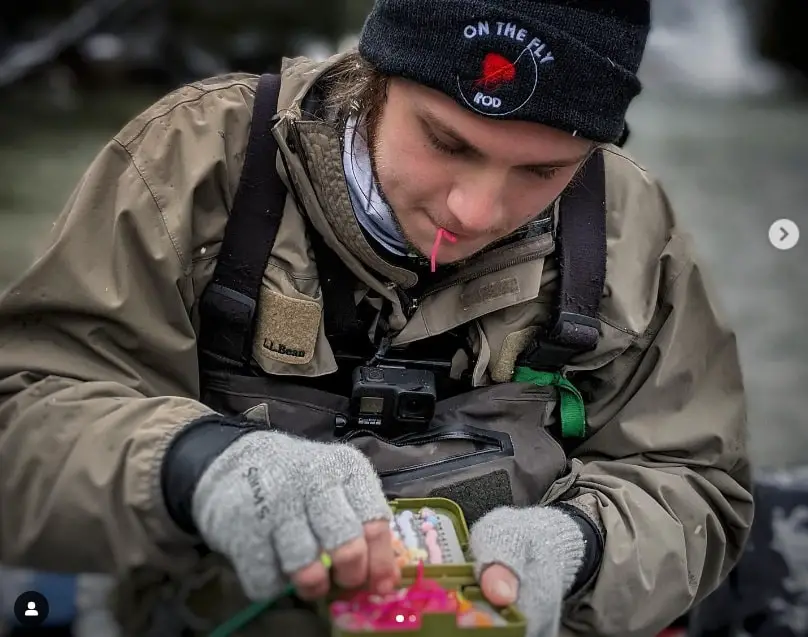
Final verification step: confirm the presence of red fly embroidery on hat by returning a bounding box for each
[473,53,517,91]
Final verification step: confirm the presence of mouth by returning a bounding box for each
[424,215,472,242]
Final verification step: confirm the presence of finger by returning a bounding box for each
[307,485,364,552]
[363,519,400,594]
[273,516,321,575]
[479,563,519,606]
[231,543,286,602]
[328,534,371,590]
[306,486,368,590]
[291,557,331,601]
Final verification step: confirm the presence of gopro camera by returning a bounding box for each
[348,366,437,433]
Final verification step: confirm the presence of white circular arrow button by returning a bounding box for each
[769,219,799,251]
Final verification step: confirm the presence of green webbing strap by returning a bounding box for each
[209,598,279,637]
[208,554,332,637]
[513,366,586,438]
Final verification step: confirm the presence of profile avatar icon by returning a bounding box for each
[13,590,49,627]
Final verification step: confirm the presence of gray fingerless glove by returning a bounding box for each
[470,506,586,637]
[190,430,392,601]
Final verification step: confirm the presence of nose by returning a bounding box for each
[445,169,508,235]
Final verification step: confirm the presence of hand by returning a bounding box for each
[190,430,400,603]
[470,506,586,637]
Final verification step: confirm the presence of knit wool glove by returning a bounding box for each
[470,506,586,637]
[190,430,393,601]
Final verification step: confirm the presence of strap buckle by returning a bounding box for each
[518,311,601,371]
[197,283,257,368]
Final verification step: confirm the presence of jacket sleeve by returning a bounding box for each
[560,188,755,635]
[0,135,217,578]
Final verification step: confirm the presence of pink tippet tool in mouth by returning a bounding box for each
[430,228,458,273]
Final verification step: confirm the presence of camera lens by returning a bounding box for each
[399,396,429,419]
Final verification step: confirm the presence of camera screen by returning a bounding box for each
[359,396,385,415]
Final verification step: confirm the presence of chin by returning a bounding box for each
[437,244,486,265]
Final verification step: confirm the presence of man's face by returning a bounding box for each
[370,78,594,264]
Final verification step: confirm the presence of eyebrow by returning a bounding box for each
[418,108,591,170]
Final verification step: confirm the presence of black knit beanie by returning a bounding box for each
[358,0,651,144]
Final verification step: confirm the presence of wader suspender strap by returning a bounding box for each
[515,150,607,439]
[304,211,367,353]
[517,150,606,371]
[197,73,284,369]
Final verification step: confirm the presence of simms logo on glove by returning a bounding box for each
[245,466,271,521]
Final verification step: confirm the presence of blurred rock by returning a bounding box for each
[641,0,789,97]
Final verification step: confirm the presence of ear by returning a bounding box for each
[617,122,631,147]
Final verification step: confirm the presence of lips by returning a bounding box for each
[427,220,470,241]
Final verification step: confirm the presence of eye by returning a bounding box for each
[426,129,464,156]
[523,166,560,181]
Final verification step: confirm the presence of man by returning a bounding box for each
[0,1,754,636]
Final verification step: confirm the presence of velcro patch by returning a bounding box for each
[429,470,514,526]
[460,277,519,309]
[255,287,321,365]
[490,326,538,382]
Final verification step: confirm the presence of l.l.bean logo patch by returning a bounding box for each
[255,287,321,365]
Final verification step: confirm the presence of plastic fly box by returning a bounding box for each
[327,497,526,637]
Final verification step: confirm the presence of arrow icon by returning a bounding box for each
[769,219,799,251]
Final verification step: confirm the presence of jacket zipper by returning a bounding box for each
[338,427,505,447]
[379,448,502,480]
[337,426,513,480]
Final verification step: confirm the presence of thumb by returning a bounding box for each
[479,563,519,607]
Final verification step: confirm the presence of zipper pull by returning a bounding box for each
[391,284,420,319]
[367,336,392,366]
